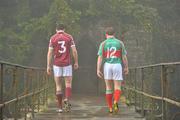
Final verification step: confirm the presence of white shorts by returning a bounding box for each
[53,65,72,77]
[104,63,123,80]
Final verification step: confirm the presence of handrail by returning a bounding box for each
[0,60,45,70]
[124,87,180,107]
[0,87,49,108]
[130,62,180,69]
[0,61,53,120]
[125,61,180,120]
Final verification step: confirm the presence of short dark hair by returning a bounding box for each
[56,23,65,30]
[105,27,115,35]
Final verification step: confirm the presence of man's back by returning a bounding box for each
[98,37,127,64]
[49,32,75,66]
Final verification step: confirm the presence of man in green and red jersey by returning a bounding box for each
[97,27,129,113]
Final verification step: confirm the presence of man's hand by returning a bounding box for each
[124,67,129,75]
[74,63,79,70]
[47,66,52,75]
[97,70,103,79]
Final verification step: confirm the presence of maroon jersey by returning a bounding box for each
[49,31,75,67]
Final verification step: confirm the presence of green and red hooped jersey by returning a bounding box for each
[97,37,127,64]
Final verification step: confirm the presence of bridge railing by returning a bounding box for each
[0,61,53,120]
[124,62,180,120]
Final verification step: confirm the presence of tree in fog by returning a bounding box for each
[0,0,179,66]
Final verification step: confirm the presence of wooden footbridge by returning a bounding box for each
[0,61,180,120]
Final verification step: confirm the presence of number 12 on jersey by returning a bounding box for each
[106,47,117,58]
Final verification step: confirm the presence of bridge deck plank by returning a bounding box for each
[34,95,145,120]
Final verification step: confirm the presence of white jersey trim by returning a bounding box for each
[49,47,53,50]
[71,45,75,47]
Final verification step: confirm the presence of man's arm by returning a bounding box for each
[122,55,129,75]
[97,56,103,79]
[71,46,79,70]
[47,48,53,75]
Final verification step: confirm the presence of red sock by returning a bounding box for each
[65,87,72,99]
[106,93,113,109]
[56,92,63,109]
[114,89,121,103]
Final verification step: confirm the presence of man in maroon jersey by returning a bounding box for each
[47,23,78,113]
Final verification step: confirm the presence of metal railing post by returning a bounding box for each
[127,70,131,101]
[36,71,41,112]
[23,69,27,120]
[134,68,137,111]
[161,65,167,120]
[141,68,144,117]
[31,69,35,118]
[13,66,18,120]
[45,74,49,106]
[0,64,3,120]
[44,74,47,106]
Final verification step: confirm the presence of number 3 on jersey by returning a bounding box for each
[58,41,66,53]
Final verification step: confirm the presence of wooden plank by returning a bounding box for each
[34,95,145,120]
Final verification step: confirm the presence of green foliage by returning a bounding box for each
[0,28,30,63]
[0,0,80,64]
[47,0,80,35]
[84,0,158,32]
[66,0,158,35]
[0,0,178,65]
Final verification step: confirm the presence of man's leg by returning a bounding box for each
[63,65,73,101]
[63,76,72,112]
[112,63,123,112]
[104,63,114,113]
[113,80,122,112]
[64,76,72,100]
[62,65,72,112]
[113,81,122,103]
[105,80,113,113]
[54,76,63,112]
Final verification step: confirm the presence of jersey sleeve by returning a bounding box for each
[97,42,103,56]
[121,41,127,55]
[70,36,75,47]
[48,38,54,50]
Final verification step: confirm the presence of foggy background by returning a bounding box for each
[0,0,180,98]
[0,0,179,119]
[0,0,179,67]
[1,0,179,94]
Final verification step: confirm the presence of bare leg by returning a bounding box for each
[105,80,113,91]
[114,80,122,91]
[54,76,63,109]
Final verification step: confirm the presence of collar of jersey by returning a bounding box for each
[57,31,64,34]
[106,37,115,40]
